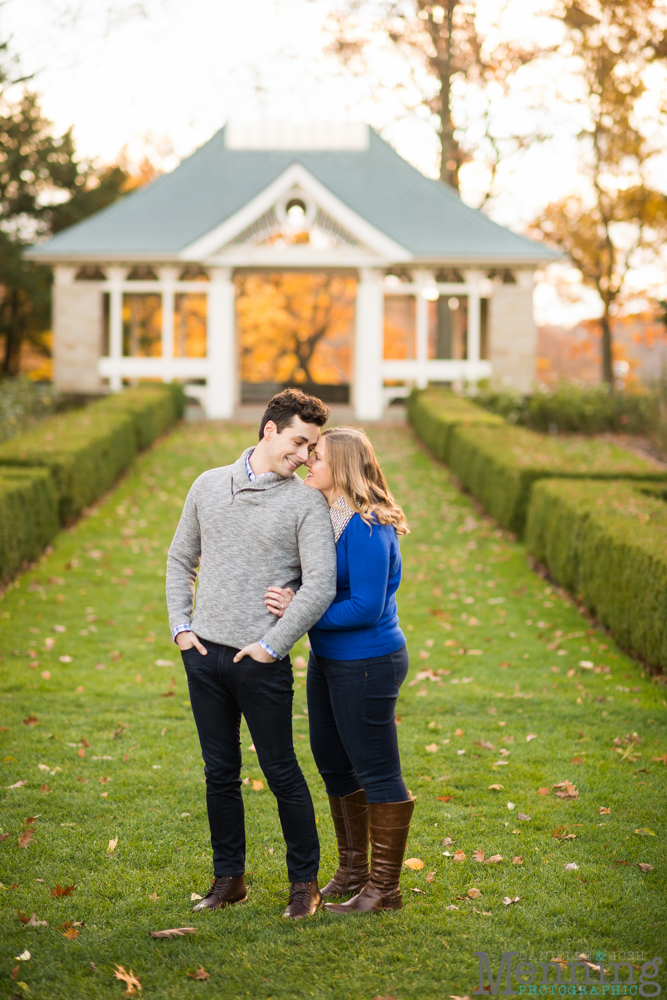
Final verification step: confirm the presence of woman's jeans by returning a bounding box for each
[181,638,319,882]
[307,645,409,804]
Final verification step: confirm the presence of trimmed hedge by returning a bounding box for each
[0,468,60,581]
[448,423,667,536]
[0,384,185,525]
[526,478,667,669]
[407,389,504,463]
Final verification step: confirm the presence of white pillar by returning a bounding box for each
[415,271,430,389]
[206,267,235,419]
[159,267,177,381]
[354,268,384,420]
[464,269,482,370]
[107,266,125,392]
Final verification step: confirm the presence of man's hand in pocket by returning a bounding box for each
[175,631,207,654]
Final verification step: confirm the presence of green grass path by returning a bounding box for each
[0,421,665,1000]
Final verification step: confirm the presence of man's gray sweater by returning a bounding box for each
[166,448,337,658]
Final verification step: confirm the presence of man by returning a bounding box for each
[166,388,336,920]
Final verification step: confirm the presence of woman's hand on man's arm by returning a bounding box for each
[265,586,295,618]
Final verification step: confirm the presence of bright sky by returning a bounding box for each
[2,0,665,327]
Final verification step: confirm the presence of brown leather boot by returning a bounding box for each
[192,875,247,912]
[324,799,414,914]
[282,880,323,919]
[321,789,370,898]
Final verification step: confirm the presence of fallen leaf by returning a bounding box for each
[468,887,482,898]
[502,896,521,906]
[637,863,654,872]
[453,849,466,863]
[22,716,39,727]
[59,655,73,663]
[252,780,264,791]
[37,764,50,772]
[148,893,160,902]
[248,743,256,752]
[155,659,173,667]
[651,753,667,765]
[0,832,9,841]
[537,787,550,795]
[149,927,197,939]
[40,784,51,794]
[473,848,485,862]
[10,965,19,980]
[553,781,578,799]
[512,856,524,865]
[114,965,142,994]
[90,962,99,973]
[107,837,118,854]
[100,776,110,785]
[410,887,426,894]
[634,828,656,836]
[485,854,503,864]
[77,776,89,784]
[18,829,35,848]
[599,807,611,815]
[488,784,504,791]
[187,966,211,980]
[564,862,579,871]
[425,743,439,753]
[62,927,79,940]
[7,780,27,789]
[517,813,531,822]
[14,950,31,961]
[50,883,75,897]
[78,748,85,758]
[437,795,453,803]
[526,733,538,741]
[190,893,203,901]
[24,912,48,927]
[454,728,465,737]
[426,871,436,882]
[441,836,455,847]
[404,858,424,870]
[445,904,459,911]
[507,801,515,810]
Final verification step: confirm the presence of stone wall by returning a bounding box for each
[488,272,536,393]
[53,272,104,393]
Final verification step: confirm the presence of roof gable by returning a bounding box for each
[27,126,557,265]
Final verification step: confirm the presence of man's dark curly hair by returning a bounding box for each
[259,387,331,440]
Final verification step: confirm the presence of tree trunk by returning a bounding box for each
[601,310,614,387]
[1,289,23,376]
[437,0,459,189]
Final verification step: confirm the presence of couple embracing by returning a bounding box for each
[166,388,413,920]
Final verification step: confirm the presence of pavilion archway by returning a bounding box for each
[235,270,356,404]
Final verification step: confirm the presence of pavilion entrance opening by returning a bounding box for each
[235,271,356,404]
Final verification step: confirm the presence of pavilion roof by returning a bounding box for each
[28,126,557,265]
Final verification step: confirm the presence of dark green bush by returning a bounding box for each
[407,388,504,463]
[0,468,59,582]
[470,381,654,435]
[0,385,183,523]
[526,478,667,669]
[448,423,667,536]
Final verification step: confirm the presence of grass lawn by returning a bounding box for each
[0,420,665,1000]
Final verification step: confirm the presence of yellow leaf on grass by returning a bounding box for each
[114,965,142,994]
[468,887,482,898]
[512,856,524,864]
[252,780,264,791]
[107,838,118,854]
[599,807,611,815]
[425,743,439,753]
[485,854,503,864]
[454,729,465,737]
[404,858,424,870]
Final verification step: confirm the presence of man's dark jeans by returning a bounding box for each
[181,639,319,882]
[307,645,410,803]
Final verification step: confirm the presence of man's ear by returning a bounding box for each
[262,420,277,441]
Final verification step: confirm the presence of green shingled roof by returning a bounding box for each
[27,127,556,263]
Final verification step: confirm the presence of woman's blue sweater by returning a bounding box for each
[308,513,405,660]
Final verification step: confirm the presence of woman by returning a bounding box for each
[265,427,412,914]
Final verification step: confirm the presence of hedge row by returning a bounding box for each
[406,388,504,463]
[526,479,667,669]
[409,389,667,535]
[0,383,184,581]
[0,468,60,583]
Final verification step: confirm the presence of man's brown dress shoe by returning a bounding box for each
[192,875,247,912]
[282,880,322,919]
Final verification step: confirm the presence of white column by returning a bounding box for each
[354,268,384,420]
[464,269,482,370]
[415,271,430,389]
[107,266,125,392]
[206,267,235,419]
[159,267,177,381]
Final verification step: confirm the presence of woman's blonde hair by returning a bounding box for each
[321,427,410,536]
